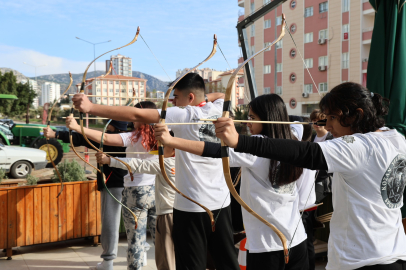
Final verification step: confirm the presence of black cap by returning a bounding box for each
[109,120,128,132]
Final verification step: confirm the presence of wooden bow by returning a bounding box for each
[77,27,142,181]
[221,14,289,263]
[47,72,73,198]
[158,35,218,231]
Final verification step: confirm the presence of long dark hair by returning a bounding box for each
[319,82,389,133]
[131,101,157,151]
[249,94,303,186]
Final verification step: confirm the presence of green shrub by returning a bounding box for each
[26,174,38,186]
[52,159,87,183]
[0,168,8,184]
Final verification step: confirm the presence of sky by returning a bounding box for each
[0,0,243,81]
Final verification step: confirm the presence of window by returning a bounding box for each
[304,58,313,68]
[109,81,113,85]
[342,0,349,12]
[115,81,119,85]
[319,2,328,13]
[121,89,125,93]
[290,73,296,83]
[305,7,313,17]
[290,49,296,58]
[264,87,271,94]
[276,63,282,72]
[103,97,107,101]
[319,56,328,66]
[319,82,328,92]
[276,39,283,49]
[250,2,255,14]
[275,86,282,95]
[95,80,100,85]
[264,42,271,51]
[304,84,313,94]
[290,0,297,9]
[264,65,271,74]
[276,16,282,26]
[304,32,313,43]
[264,19,271,29]
[121,81,126,86]
[342,52,349,69]
[319,29,328,40]
[342,24,349,40]
[103,81,107,85]
[250,24,255,36]
[290,24,297,33]
[96,88,101,93]
[263,0,271,4]
[140,82,144,87]
[109,89,113,93]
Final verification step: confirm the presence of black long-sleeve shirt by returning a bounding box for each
[58,131,127,190]
[202,136,328,171]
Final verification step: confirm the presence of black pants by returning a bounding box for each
[302,211,315,270]
[246,239,308,270]
[173,205,239,270]
[358,260,406,270]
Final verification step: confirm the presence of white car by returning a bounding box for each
[0,143,48,179]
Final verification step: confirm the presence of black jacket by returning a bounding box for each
[58,131,127,191]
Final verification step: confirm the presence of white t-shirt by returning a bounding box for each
[314,133,328,143]
[157,99,230,212]
[296,169,317,211]
[119,132,157,187]
[318,130,406,270]
[229,135,307,252]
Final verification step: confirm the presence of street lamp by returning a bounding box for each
[75,37,111,75]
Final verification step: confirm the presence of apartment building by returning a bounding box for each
[176,67,219,80]
[40,82,60,106]
[21,79,39,108]
[105,54,132,77]
[205,69,245,109]
[75,75,147,106]
[238,0,374,115]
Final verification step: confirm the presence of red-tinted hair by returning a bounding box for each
[131,101,158,151]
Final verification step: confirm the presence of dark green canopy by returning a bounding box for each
[367,0,406,135]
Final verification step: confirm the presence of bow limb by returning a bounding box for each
[78,28,141,181]
[221,14,289,263]
[98,95,141,229]
[47,72,73,198]
[158,35,218,231]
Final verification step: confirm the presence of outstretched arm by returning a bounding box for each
[206,92,225,102]
[72,93,160,123]
[65,116,124,146]
[154,124,205,155]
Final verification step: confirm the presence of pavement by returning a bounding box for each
[0,235,157,270]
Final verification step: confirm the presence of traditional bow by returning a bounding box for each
[158,35,218,231]
[47,72,73,198]
[99,88,139,229]
[76,27,142,181]
[220,14,289,263]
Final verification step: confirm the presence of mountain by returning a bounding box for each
[0,68,28,83]
[31,71,170,94]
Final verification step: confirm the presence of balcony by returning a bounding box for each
[362,28,373,44]
[238,0,244,7]
[363,1,374,15]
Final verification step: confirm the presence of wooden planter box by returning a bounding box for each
[0,180,101,259]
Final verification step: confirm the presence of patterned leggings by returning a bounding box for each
[122,185,157,270]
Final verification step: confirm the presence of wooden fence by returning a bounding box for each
[0,180,101,259]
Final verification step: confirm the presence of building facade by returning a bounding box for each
[75,75,147,106]
[156,91,165,99]
[238,0,374,115]
[106,54,132,77]
[176,67,220,80]
[21,79,39,108]
[205,69,245,109]
[40,82,60,106]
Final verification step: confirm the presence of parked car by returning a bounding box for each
[0,119,15,128]
[0,143,48,178]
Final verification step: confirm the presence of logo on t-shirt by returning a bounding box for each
[381,154,406,209]
[342,135,355,143]
[199,115,220,143]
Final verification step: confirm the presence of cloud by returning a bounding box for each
[0,44,106,77]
